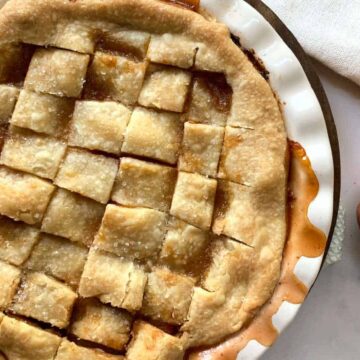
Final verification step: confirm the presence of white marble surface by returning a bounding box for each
[264,62,360,359]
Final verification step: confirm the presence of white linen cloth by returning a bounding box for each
[262,0,360,86]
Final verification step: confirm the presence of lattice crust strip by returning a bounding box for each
[0,0,287,358]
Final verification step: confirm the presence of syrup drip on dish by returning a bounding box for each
[188,141,327,359]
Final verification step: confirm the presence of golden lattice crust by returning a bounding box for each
[10,272,77,328]
[122,107,184,165]
[11,90,74,136]
[24,48,90,98]
[94,204,168,261]
[127,321,184,360]
[141,267,195,325]
[69,100,131,155]
[0,166,55,225]
[160,217,210,273]
[170,172,217,230]
[179,123,225,177]
[0,261,21,310]
[55,340,124,360]
[111,157,178,212]
[56,340,125,360]
[25,234,88,287]
[0,216,40,266]
[41,188,105,246]
[0,0,287,358]
[0,316,61,360]
[79,248,147,311]
[70,298,132,351]
[0,85,18,124]
[1,127,67,180]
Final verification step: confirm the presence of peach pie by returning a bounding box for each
[0,0,287,359]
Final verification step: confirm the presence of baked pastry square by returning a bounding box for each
[25,234,88,288]
[141,267,195,325]
[41,188,105,246]
[126,321,184,360]
[69,100,132,155]
[10,89,74,137]
[25,48,90,98]
[0,127,67,180]
[170,172,217,230]
[0,216,40,266]
[218,127,280,186]
[0,166,55,225]
[0,85,19,124]
[94,204,167,261]
[70,298,132,351]
[11,272,77,328]
[84,51,147,105]
[179,123,224,177]
[147,34,198,69]
[122,107,183,165]
[187,73,232,126]
[213,180,255,245]
[138,65,192,113]
[50,20,96,54]
[111,157,177,212]
[55,339,124,360]
[0,260,21,310]
[79,248,147,312]
[160,217,210,274]
[0,316,61,360]
[55,148,118,204]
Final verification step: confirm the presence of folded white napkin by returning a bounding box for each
[262,0,360,86]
